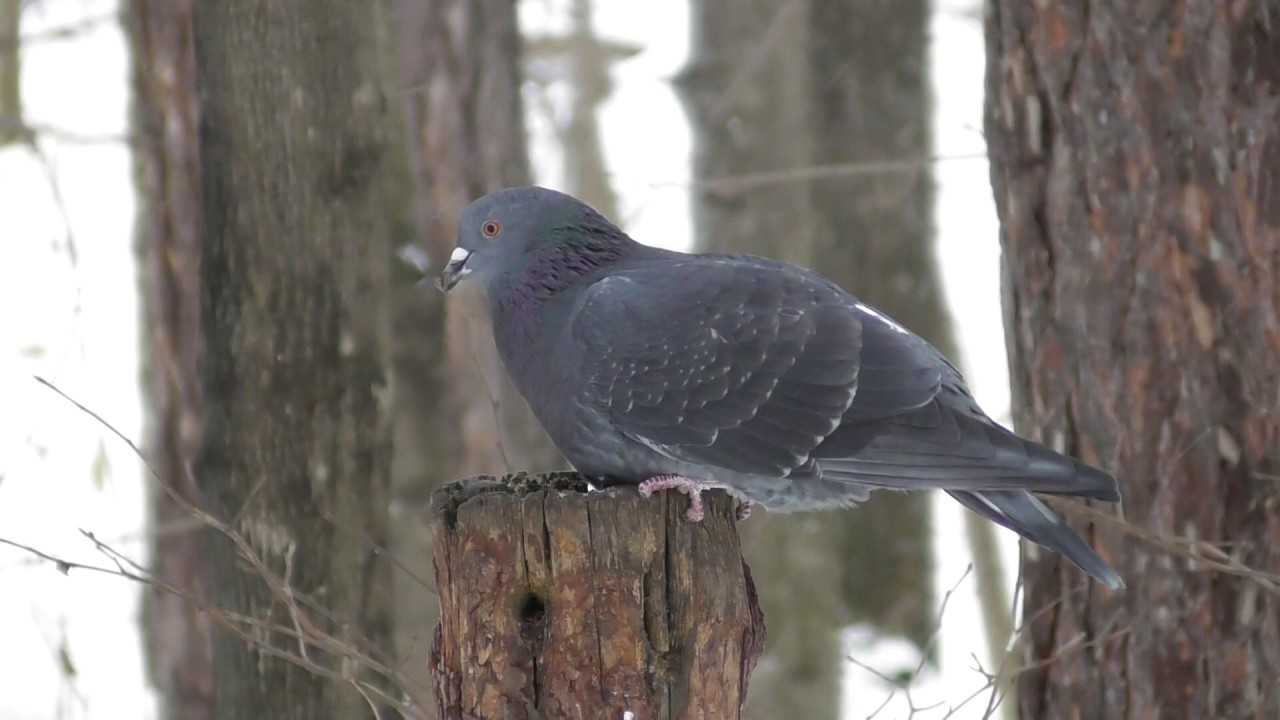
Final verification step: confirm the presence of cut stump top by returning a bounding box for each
[429,472,765,720]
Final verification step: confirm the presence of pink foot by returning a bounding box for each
[638,475,708,521]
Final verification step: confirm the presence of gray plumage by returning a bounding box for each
[440,186,1123,590]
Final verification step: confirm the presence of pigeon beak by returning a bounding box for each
[436,247,473,292]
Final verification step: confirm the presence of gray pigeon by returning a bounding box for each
[439,186,1123,590]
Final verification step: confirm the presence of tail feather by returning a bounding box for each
[815,401,1121,502]
[819,456,1118,500]
[813,387,1123,588]
[949,489,1124,590]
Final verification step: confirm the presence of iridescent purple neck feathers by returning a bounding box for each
[498,224,636,307]
[489,223,638,377]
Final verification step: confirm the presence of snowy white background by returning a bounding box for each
[0,1,1015,717]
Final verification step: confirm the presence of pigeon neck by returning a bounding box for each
[490,232,639,381]
[500,232,638,304]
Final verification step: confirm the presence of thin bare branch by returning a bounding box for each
[654,152,988,194]
[703,0,804,123]
[0,528,426,718]
[0,117,128,145]
[27,376,432,713]
[846,564,974,719]
[1051,497,1280,594]
[461,305,513,473]
[0,10,117,46]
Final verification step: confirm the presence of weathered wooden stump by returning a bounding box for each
[430,472,766,720]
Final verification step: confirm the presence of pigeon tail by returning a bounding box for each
[813,401,1122,503]
[949,489,1124,590]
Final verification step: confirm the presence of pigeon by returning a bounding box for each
[439,186,1124,590]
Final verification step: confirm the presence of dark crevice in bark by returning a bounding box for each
[662,495,675,715]
[585,507,608,706]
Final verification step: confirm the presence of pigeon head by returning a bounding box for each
[438,185,630,294]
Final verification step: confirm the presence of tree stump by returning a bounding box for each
[430,473,766,720]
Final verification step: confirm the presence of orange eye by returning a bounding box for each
[481,220,502,238]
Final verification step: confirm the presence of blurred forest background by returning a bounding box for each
[1,1,1276,719]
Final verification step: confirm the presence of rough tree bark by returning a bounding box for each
[430,474,765,720]
[391,0,560,707]
[128,2,213,718]
[191,3,405,717]
[680,1,938,716]
[985,2,1280,717]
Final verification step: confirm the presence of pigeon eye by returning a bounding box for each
[481,220,502,238]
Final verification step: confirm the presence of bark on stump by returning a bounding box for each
[430,473,766,720]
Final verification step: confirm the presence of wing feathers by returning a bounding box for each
[574,258,861,476]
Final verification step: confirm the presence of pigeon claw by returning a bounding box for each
[638,475,707,522]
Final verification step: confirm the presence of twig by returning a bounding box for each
[0,536,114,578]
[0,117,129,145]
[34,376,136,453]
[22,139,84,341]
[319,508,435,594]
[29,376,431,714]
[864,686,898,720]
[843,565,1113,719]
[461,305,513,472]
[0,530,423,718]
[0,516,203,572]
[912,564,974,680]
[283,541,311,663]
[703,0,803,124]
[978,564,1022,718]
[2,11,117,46]
[655,152,988,194]
[351,678,384,720]
[846,564,973,718]
[1051,498,1280,594]
[81,529,149,577]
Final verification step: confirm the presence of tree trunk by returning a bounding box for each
[679,6,834,716]
[803,0,941,653]
[391,1,557,710]
[397,0,559,480]
[128,2,212,718]
[985,2,1280,717]
[430,473,765,720]
[557,0,628,219]
[680,1,938,716]
[0,0,19,145]
[192,3,405,717]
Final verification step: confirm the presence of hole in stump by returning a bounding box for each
[518,592,546,626]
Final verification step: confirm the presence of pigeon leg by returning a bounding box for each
[736,500,755,521]
[638,475,709,522]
